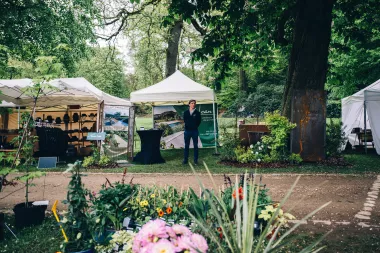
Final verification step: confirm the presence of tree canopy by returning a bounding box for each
[0,0,99,74]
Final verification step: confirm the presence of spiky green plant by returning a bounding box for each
[187,162,331,253]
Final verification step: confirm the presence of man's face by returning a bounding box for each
[189,101,196,110]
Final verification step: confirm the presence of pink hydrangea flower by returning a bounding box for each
[172,224,191,236]
[150,239,176,253]
[191,233,208,253]
[132,220,208,253]
[141,219,168,241]
[166,226,176,238]
[177,235,194,251]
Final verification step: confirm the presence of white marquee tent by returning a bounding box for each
[0,78,132,107]
[0,77,135,158]
[130,70,218,150]
[342,79,380,154]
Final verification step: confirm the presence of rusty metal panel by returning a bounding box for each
[291,90,326,161]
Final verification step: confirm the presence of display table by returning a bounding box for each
[133,129,165,164]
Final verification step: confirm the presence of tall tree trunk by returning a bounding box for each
[239,69,248,91]
[282,0,334,161]
[165,20,183,77]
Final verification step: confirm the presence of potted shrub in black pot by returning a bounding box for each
[11,112,46,228]
[61,161,93,253]
[89,182,137,243]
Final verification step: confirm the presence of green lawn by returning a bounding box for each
[32,148,380,175]
[124,149,380,174]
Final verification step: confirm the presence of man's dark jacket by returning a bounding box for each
[183,109,201,131]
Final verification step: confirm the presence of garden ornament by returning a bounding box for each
[52,200,68,242]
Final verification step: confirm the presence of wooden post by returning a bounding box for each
[127,106,136,160]
[96,101,104,148]
[0,212,4,241]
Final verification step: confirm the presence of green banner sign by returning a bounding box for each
[153,104,218,148]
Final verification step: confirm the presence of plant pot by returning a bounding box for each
[94,228,116,244]
[13,202,47,228]
[66,249,94,253]
[0,212,4,241]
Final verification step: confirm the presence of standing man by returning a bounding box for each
[183,99,202,165]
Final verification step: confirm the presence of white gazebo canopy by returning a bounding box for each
[342,79,380,154]
[0,77,132,107]
[130,70,218,152]
[130,70,215,105]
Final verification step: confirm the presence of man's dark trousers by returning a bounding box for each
[184,130,199,164]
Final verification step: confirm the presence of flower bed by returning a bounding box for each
[57,162,320,253]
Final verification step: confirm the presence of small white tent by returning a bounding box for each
[130,71,215,105]
[130,70,218,151]
[342,79,380,154]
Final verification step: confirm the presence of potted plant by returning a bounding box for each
[90,182,137,243]
[11,112,46,228]
[61,161,93,253]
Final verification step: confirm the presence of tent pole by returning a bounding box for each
[17,106,20,128]
[364,100,367,154]
[212,99,218,154]
[152,105,154,129]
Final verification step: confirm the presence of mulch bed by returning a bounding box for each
[219,156,352,168]
[218,160,296,168]
[85,162,119,169]
[315,156,352,167]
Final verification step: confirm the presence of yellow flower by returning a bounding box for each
[150,194,156,198]
[265,205,275,213]
[123,207,128,211]
[162,199,167,204]
[284,213,296,220]
[258,210,271,221]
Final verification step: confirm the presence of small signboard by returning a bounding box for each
[87,132,106,141]
[38,157,57,169]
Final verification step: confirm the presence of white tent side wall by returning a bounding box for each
[364,90,380,154]
[342,79,380,154]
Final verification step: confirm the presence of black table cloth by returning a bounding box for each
[134,129,165,164]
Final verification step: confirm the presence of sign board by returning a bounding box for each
[153,104,218,148]
[38,157,57,169]
[87,132,106,141]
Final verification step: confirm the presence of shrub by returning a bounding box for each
[219,126,241,161]
[61,161,93,252]
[288,153,303,164]
[90,182,137,235]
[261,111,296,161]
[82,156,95,168]
[235,146,253,163]
[326,119,347,157]
[98,155,111,166]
